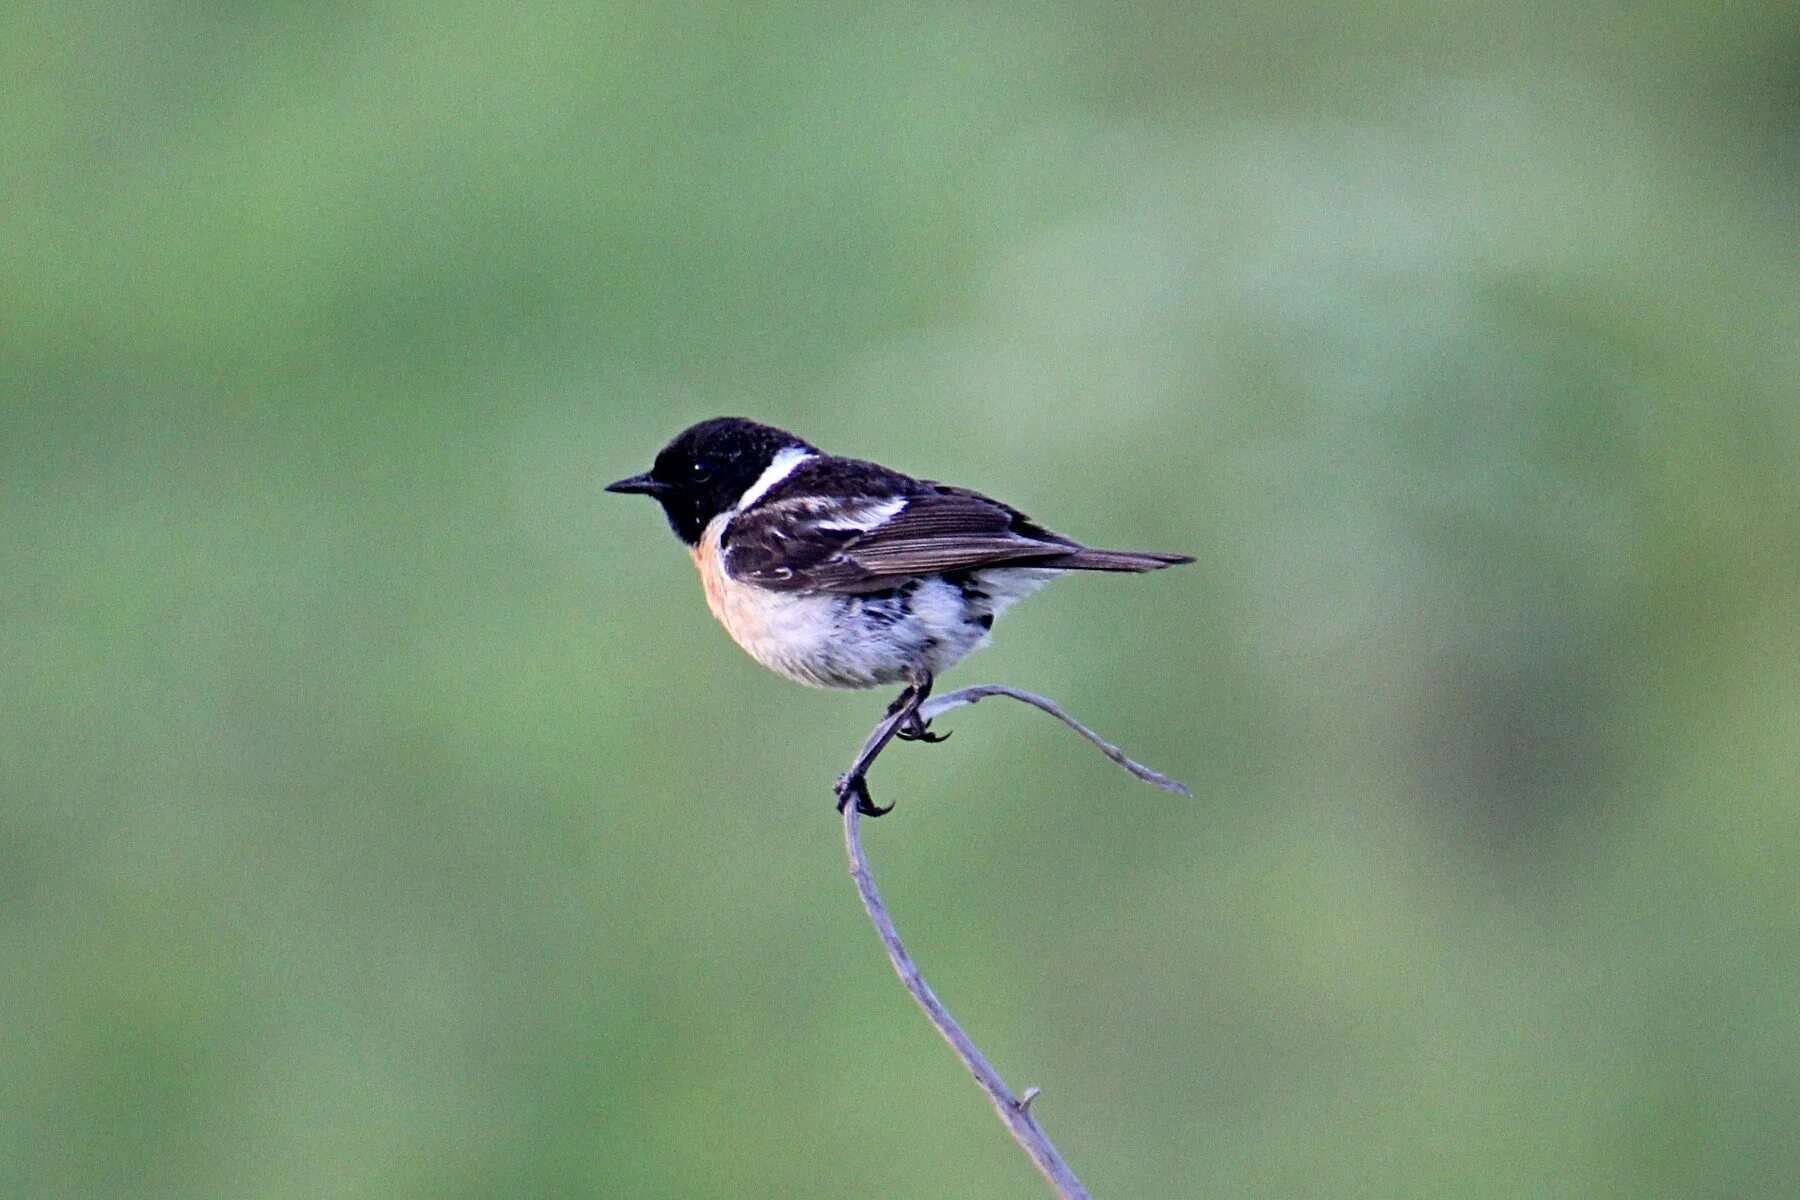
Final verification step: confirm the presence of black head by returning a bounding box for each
[606,417,816,545]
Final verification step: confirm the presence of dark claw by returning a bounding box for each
[895,717,951,744]
[834,774,893,817]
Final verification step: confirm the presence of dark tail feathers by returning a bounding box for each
[1044,547,1194,572]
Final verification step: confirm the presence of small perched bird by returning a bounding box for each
[608,417,1192,814]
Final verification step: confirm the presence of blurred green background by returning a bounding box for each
[5,3,1798,1197]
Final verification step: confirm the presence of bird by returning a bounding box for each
[607,417,1192,815]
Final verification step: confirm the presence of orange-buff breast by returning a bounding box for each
[690,516,773,650]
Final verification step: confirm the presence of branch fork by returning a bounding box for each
[840,684,1188,1200]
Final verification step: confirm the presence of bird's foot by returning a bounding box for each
[835,773,893,817]
[894,712,951,744]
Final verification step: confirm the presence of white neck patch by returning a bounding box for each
[733,446,815,512]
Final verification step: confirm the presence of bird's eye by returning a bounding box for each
[691,456,719,482]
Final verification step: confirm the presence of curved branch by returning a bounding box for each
[841,684,1189,1199]
[916,685,1191,797]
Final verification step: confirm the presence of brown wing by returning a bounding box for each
[724,485,1080,594]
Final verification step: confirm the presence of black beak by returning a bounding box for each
[605,473,668,497]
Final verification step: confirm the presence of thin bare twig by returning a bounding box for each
[916,686,1192,798]
[841,684,1189,1199]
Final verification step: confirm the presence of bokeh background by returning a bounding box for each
[5,3,1798,1197]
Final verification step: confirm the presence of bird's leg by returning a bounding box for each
[835,670,936,817]
[892,669,950,743]
[883,682,920,719]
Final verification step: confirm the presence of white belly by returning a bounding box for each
[691,516,1056,688]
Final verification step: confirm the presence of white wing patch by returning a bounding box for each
[814,495,906,532]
